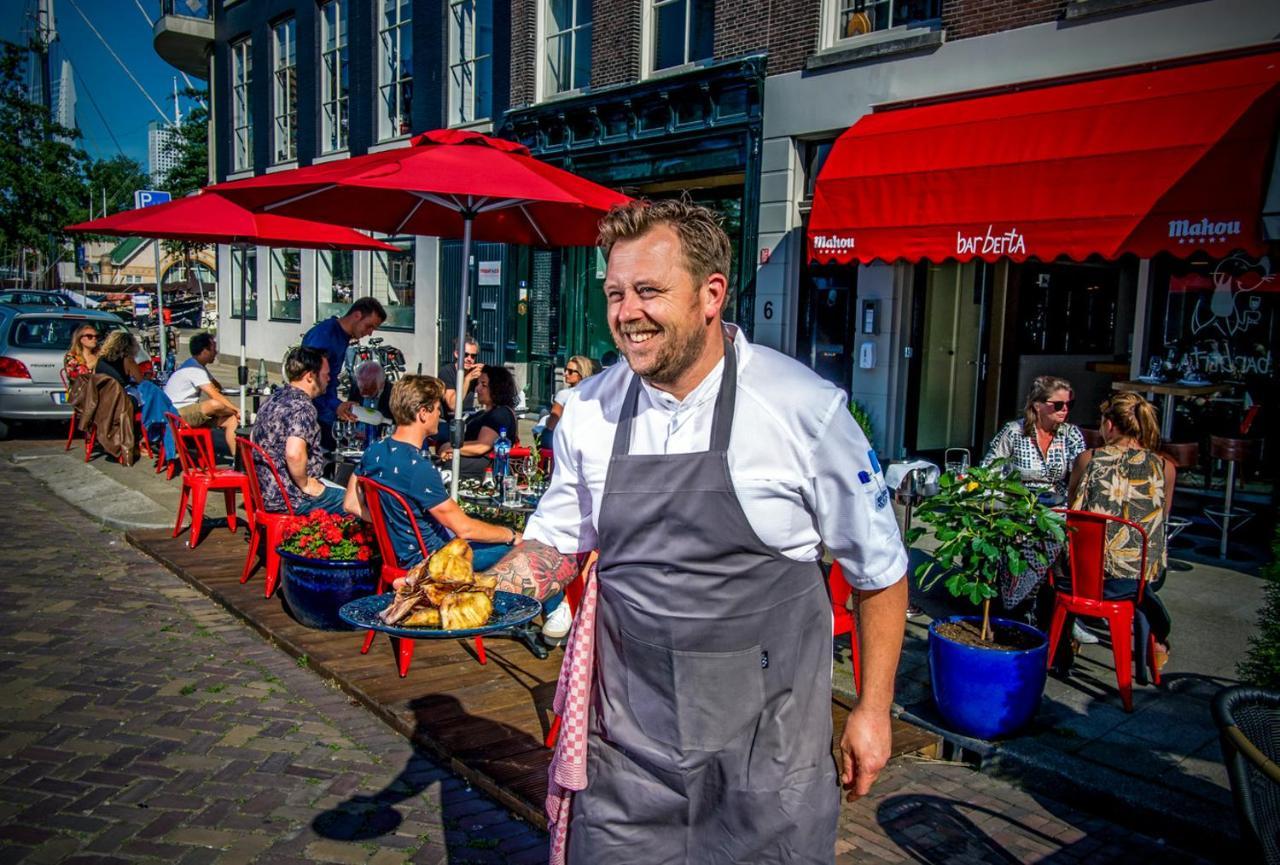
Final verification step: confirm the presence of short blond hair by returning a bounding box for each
[389,375,445,426]
[597,198,732,289]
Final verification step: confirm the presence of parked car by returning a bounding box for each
[0,290,71,308]
[0,307,151,439]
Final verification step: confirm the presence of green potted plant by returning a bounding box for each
[905,458,1066,739]
[277,512,379,630]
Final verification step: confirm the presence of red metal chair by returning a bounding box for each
[166,412,251,549]
[1047,509,1161,712]
[236,437,296,599]
[356,475,487,677]
[829,561,864,696]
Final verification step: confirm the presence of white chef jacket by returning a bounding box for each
[523,326,907,591]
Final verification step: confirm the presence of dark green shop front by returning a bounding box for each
[437,56,764,410]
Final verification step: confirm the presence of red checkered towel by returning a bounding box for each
[545,559,599,865]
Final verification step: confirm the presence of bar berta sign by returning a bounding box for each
[956,225,1026,257]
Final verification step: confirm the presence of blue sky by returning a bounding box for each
[1,0,202,173]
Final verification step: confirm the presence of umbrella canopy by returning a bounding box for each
[210,128,630,246]
[210,128,631,497]
[66,191,399,251]
[68,192,397,419]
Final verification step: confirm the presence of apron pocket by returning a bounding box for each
[621,629,766,752]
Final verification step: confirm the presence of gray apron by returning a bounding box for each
[569,338,838,864]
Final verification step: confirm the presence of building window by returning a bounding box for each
[320,0,349,153]
[370,237,415,330]
[271,19,297,163]
[269,248,301,321]
[377,0,413,140]
[230,246,257,320]
[317,250,355,321]
[448,0,493,125]
[823,0,941,45]
[649,0,713,73]
[230,38,253,172]
[543,0,591,98]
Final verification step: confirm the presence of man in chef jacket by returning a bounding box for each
[483,198,908,863]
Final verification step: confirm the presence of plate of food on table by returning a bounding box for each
[338,538,540,638]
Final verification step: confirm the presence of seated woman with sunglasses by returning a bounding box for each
[64,324,101,380]
[981,376,1087,624]
[437,365,521,480]
[1066,392,1174,672]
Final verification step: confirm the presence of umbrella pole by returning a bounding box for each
[153,238,168,373]
[238,243,248,420]
[450,215,474,500]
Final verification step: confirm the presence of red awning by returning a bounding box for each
[807,50,1280,265]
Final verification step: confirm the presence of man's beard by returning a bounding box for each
[613,318,708,387]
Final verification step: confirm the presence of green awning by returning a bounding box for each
[109,236,146,266]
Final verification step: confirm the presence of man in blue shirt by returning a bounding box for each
[302,297,386,449]
[344,375,518,571]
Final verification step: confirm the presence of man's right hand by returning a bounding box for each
[463,363,484,384]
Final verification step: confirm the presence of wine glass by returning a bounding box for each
[944,448,970,479]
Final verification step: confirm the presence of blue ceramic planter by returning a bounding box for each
[928,615,1048,740]
[278,549,379,631]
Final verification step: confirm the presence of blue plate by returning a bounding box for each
[338,591,541,639]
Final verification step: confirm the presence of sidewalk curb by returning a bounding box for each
[8,453,174,532]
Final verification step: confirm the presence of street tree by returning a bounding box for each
[84,154,151,218]
[0,40,87,286]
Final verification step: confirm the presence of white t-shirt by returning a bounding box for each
[163,361,212,409]
[522,326,908,590]
[552,386,574,408]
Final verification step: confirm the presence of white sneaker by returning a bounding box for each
[541,602,573,646]
[1072,621,1099,644]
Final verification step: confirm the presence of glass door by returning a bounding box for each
[910,261,989,453]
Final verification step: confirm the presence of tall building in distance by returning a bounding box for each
[51,58,76,133]
[148,121,180,187]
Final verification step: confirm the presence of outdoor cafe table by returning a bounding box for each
[1112,379,1228,440]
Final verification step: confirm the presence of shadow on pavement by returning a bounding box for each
[311,693,549,863]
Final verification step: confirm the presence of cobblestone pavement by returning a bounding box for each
[0,461,1215,864]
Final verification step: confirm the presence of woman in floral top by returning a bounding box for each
[1069,392,1175,668]
[63,324,100,380]
[981,376,1086,608]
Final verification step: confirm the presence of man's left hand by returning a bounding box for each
[838,704,892,801]
[336,401,359,422]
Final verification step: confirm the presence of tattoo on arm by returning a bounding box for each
[483,540,582,602]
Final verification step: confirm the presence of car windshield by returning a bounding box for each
[0,292,67,306]
[8,317,114,349]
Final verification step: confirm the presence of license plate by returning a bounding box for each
[51,391,66,405]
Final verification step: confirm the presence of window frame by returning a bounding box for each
[269,247,302,322]
[369,236,416,331]
[316,249,356,322]
[229,246,258,321]
[447,0,494,125]
[230,37,253,172]
[644,0,713,77]
[320,0,349,154]
[819,0,942,50]
[376,0,414,142]
[271,18,297,164]
[538,0,592,100]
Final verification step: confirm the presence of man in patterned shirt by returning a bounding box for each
[251,347,346,515]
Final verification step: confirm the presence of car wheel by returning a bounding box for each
[0,419,10,440]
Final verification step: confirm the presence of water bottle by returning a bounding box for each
[256,358,268,390]
[493,427,511,482]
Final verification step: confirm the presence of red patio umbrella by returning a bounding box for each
[212,128,631,495]
[68,191,397,417]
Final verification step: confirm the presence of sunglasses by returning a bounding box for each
[1044,400,1075,411]
[463,352,479,359]
[565,367,581,376]
[81,334,98,340]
